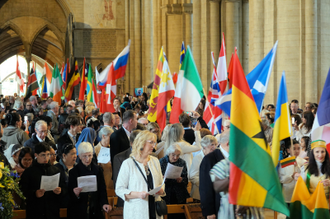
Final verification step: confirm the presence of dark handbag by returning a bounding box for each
[131,158,168,216]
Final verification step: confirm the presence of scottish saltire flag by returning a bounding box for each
[271,72,291,166]
[215,41,278,117]
[311,69,330,153]
[203,52,224,134]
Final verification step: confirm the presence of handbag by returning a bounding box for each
[131,158,168,216]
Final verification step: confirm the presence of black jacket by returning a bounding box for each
[199,149,225,217]
[23,134,56,153]
[67,161,108,219]
[183,128,195,145]
[110,127,130,173]
[20,160,66,219]
[56,131,80,161]
[112,147,131,207]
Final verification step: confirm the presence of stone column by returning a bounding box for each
[210,0,220,88]
[192,0,201,72]
[200,0,211,90]
[142,0,153,88]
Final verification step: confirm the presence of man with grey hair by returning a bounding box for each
[218,132,229,159]
[29,95,38,111]
[24,120,56,153]
[13,99,25,119]
[103,112,114,127]
[46,101,60,136]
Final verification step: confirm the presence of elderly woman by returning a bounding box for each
[164,123,201,175]
[189,135,218,201]
[55,143,77,208]
[76,127,97,164]
[116,130,165,219]
[159,143,189,207]
[95,126,114,189]
[68,142,111,219]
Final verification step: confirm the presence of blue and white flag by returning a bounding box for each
[215,41,278,117]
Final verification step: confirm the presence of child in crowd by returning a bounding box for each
[279,139,301,205]
[299,136,310,159]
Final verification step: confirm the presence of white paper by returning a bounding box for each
[163,163,183,179]
[148,184,163,195]
[97,147,111,164]
[40,173,60,191]
[77,175,97,192]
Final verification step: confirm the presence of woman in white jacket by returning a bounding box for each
[163,123,201,176]
[115,130,165,219]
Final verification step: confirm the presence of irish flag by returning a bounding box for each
[228,50,289,216]
[49,64,63,105]
[289,177,330,219]
[170,46,203,123]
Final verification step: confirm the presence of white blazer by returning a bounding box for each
[115,156,165,219]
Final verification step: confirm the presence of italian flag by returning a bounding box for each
[170,46,204,123]
[49,64,63,105]
[289,177,330,219]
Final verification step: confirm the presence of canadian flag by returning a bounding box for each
[16,58,24,93]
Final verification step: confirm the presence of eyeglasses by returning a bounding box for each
[146,140,156,145]
[81,154,93,160]
[170,153,180,158]
[39,153,51,158]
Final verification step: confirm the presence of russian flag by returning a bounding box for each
[311,68,330,154]
[97,40,130,89]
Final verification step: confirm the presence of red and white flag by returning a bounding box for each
[16,57,24,93]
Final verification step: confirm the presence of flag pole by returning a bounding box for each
[202,88,220,134]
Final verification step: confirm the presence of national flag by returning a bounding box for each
[105,63,116,113]
[216,41,278,116]
[61,63,67,90]
[280,156,296,168]
[157,52,175,131]
[216,33,227,94]
[228,49,289,216]
[311,69,330,155]
[289,177,330,219]
[16,57,24,93]
[97,40,131,89]
[203,52,223,134]
[40,75,48,98]
[271,72,291,166]
[148,47,165,122]
[86,64,94,102]
[65,61,80,101]
[228,53,234,89]
[49,64,63,105]
[79,58,87,100]
[25,63,39,99]
[179,41,185,70]
[170,46,204,124]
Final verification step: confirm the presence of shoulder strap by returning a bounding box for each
[131,157,149,188]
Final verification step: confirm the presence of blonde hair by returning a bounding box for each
[130,130,156,158]
[164,123,184,154]
[85,106,95,115]
[161,124,172,141]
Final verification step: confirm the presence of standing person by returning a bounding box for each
[112,112,121,130]
[2,112,30,148]
[20,142,66,219]
[296,111,314,141]
[67,142,111,219]
[279,139,301,204]
[301,140,330,199]
[110,110,137,169]
[95,126,114,189]
[299,136,310,159]
[46,101,60,137]
[17,147,34,175]
[29,96,39,113]
[115,131,165,219]
[55,143,77,208]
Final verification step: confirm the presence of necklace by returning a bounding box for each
[144,164,150,175]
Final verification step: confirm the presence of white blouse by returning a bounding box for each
[115,156,165,219]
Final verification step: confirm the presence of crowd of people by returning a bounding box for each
[0,92,326,219]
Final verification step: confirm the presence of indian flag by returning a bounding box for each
[289,177,330,219]
[49,64,63,105]
[228,50,289,216]
[169,46,203,123]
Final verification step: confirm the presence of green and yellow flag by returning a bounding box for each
[228,50,289,216]
[289,177,330,219]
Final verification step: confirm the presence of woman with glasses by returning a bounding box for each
[55,143,77,208]
[20,142,66,219]
[68,142,111,219]
[159,143,189,218]
[115,130,165,219]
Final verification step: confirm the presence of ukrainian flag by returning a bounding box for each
[271,72,291,166]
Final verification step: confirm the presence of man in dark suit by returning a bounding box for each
[112,130,141,207]
[179,113,195,144]
[56,115,82,161]
[110,110,137,169]
[199,131,229,219]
